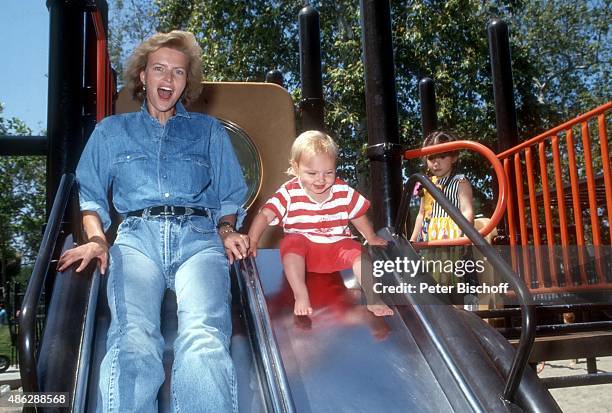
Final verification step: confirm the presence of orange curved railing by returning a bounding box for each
[404,140,508,247]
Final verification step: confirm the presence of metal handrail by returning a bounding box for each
[18,173,78,393]
[397,173,535,405]
[0,136,47,156]
[402,140,508,246]
[237,257,296,413]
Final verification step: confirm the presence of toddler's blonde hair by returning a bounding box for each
[287,130,338,176]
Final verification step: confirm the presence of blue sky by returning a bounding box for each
[0,0,49,134]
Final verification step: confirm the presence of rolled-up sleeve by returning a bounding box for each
[76,123,112,231]
[209,120,248,229]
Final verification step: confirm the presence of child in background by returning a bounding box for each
[248,130,393,317]
[410,131,474,243]
[410,131,475,294]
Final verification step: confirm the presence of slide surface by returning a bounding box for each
[252,248,473,413]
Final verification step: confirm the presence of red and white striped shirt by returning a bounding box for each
[262,177,370,243]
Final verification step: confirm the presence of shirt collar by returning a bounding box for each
[174,100,190,118]
[140,99,191,123]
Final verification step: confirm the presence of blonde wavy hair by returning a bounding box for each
[287,130,339,176]
[124,30,203,105]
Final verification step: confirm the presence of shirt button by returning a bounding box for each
[164,192,170,198]
[162,155,167,160]
[126,155,131,160]
[163,174,168,179]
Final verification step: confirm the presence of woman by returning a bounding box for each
[58,31,248,412]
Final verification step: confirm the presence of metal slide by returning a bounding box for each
[246,242,559,413]
[20,175,560,412]
[27,239,559,413]
[248,248,468,412]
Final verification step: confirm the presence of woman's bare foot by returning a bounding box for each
[367,304,394,317]
[294,296,313,315]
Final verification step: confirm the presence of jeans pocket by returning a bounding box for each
[117,216,140,234]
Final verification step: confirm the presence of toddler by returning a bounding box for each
[248,130,393,317]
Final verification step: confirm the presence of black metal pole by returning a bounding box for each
[46,0,86,217]
[361,0,402,230]
[488,19,519,151]
[419,77,437,139]
[265,69,285,88]
[488,19,519,241]
[0,136,47,156]
[298,5,325,131]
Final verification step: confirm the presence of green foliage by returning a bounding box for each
[108,0,160,84]
[108,0,610,196]
[509,0,611,126]
[0,103,46,288]
[155,0,301,84]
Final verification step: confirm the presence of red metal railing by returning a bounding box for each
[91,10,114,121]
[497,101,612,293]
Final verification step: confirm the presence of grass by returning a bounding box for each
[0,325,14,360]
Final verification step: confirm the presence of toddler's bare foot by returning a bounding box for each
[367,304,394,317]
[294,297,313,316]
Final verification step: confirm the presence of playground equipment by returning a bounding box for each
[3,0,609,411]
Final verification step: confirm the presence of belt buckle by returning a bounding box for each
[155,206,169,216]
[159,205,175,216]
[184,207,194,216]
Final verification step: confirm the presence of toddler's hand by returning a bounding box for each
[248,237,258,257]
[366,235,388,247]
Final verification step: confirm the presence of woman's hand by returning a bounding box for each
[57,238,109,275]
[220,231,250,264]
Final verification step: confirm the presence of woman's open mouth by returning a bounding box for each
[158,87,174,100]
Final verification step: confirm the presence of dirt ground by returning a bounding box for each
[537,356,612,413]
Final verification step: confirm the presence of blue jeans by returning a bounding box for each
[98,215,237,413]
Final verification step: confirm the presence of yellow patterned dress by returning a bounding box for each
[419,174,469,289]
[419,174,467,242]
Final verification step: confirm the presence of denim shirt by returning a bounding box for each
[76,101,248,232]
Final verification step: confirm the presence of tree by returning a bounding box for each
[509,0,611,128]
[108,0,160,85]
[0,103,46,290]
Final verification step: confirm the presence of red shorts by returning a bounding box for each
[279,233,362,273]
